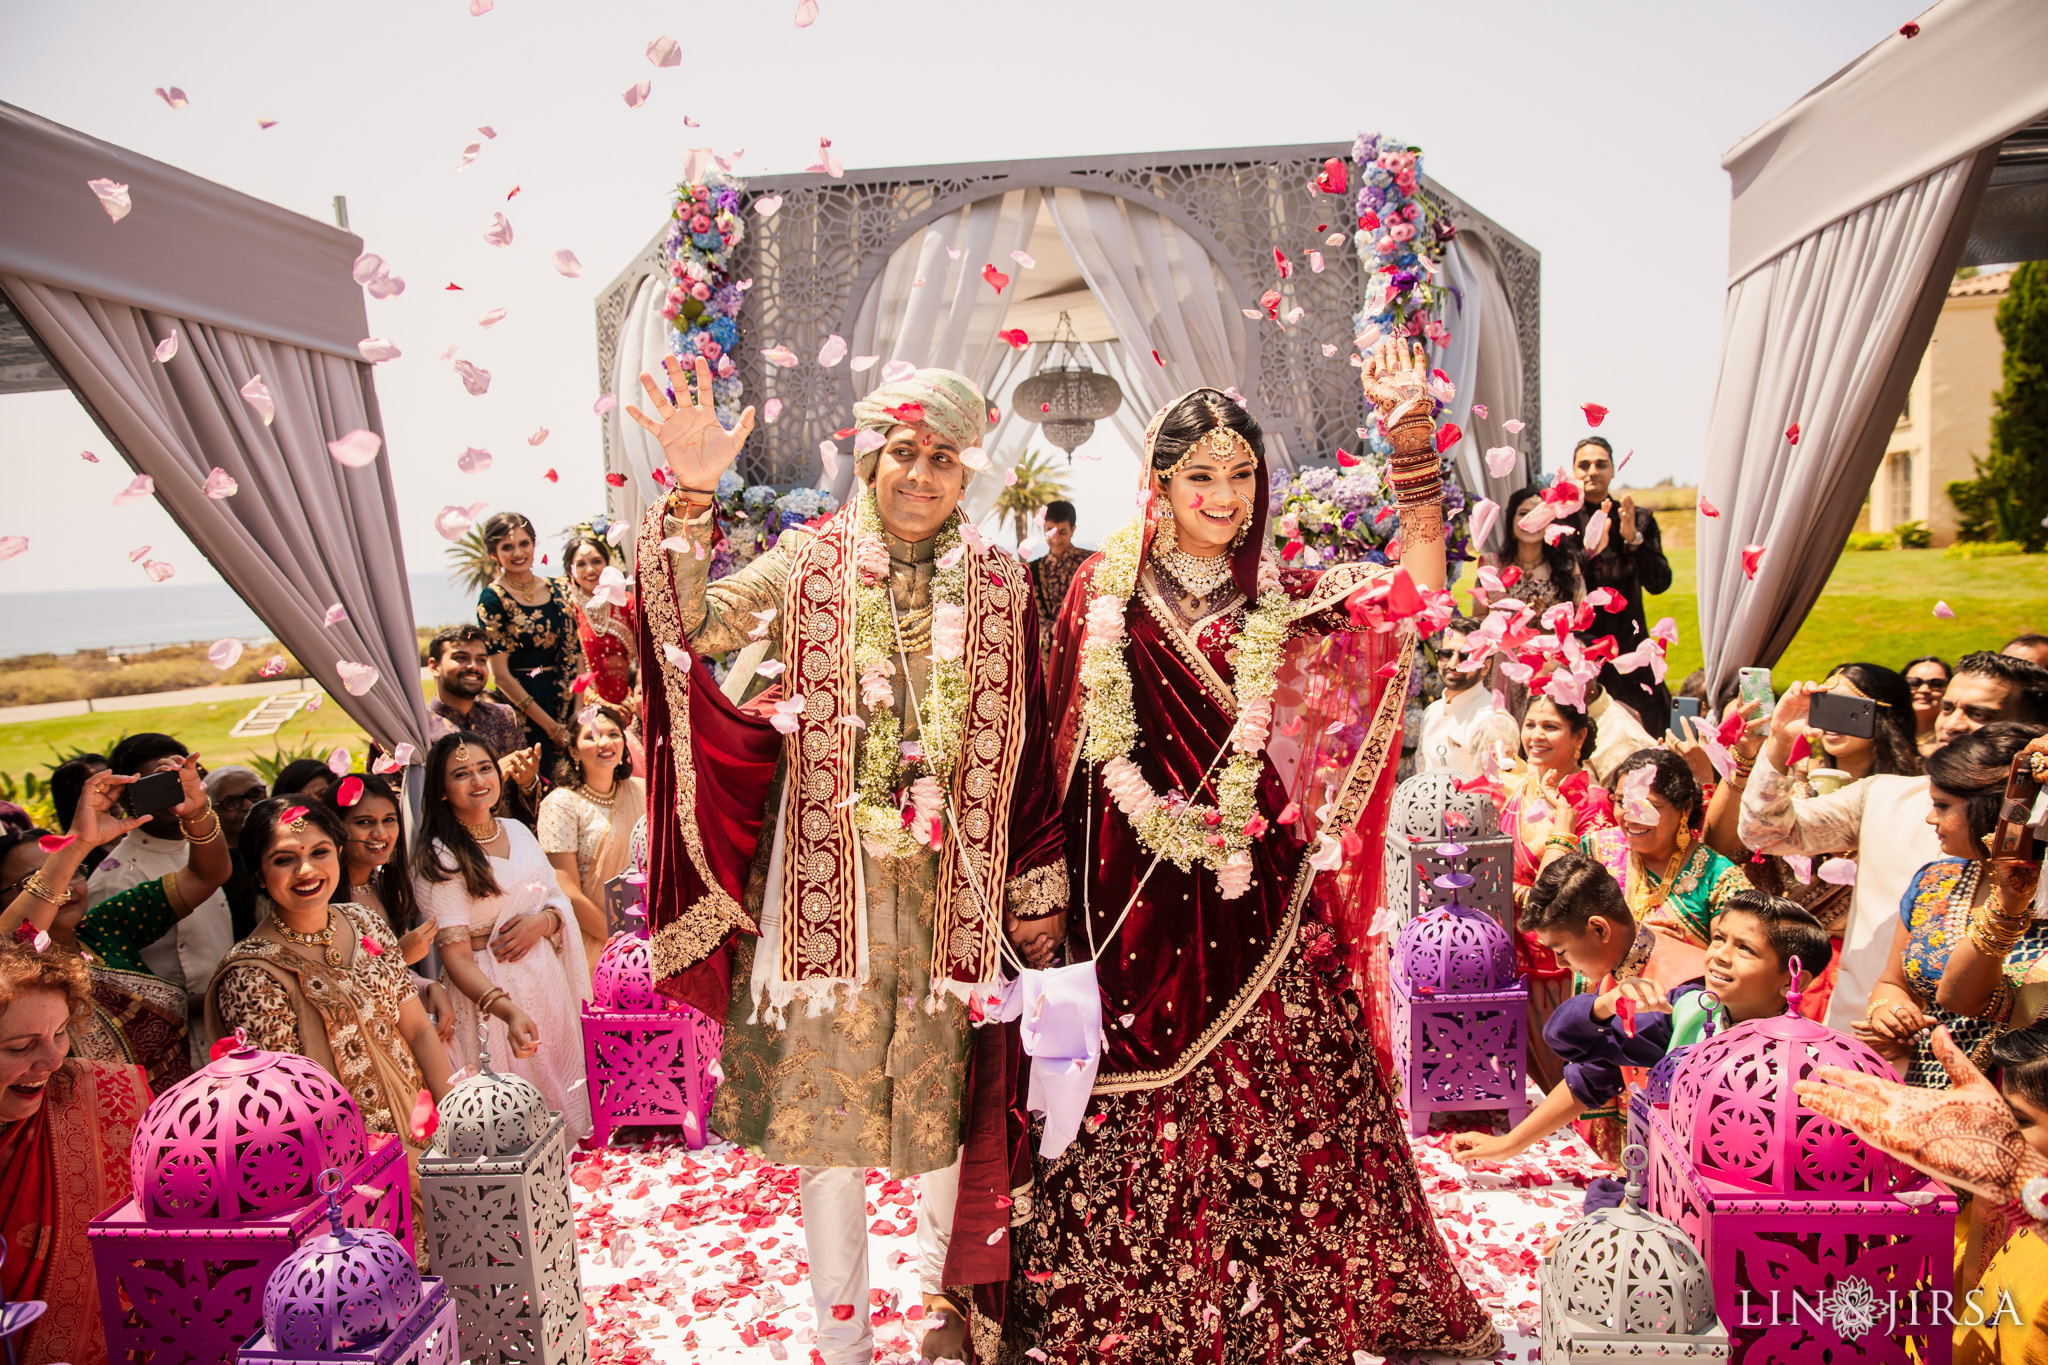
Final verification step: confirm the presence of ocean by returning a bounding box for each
[0,573,485,657]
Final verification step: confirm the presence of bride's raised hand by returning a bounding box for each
[1360,335,1430,422]
[624,353,756,493]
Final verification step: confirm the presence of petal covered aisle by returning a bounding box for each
[569,1120,1608,1364]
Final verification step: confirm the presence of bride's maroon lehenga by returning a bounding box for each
[1010,502,1501,1359]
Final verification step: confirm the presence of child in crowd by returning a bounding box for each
[1449,859,1826,1180]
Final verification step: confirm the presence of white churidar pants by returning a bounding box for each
[798,1154,960,1365]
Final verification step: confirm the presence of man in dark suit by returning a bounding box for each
[1564,437,1673,735]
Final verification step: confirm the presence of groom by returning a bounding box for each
[629,355,1066,1364]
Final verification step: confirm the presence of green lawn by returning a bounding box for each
[0,692,373,787]
[1647,548,2048,688]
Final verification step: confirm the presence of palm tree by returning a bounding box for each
[447,528,496,595]
[991,449,1071,542]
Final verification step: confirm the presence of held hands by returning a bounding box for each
[1797,1025,2040,1206]
[489,912,552,964]
[1004,910,1065,971]
[1360,336,1431,422]
[625,353,757,494]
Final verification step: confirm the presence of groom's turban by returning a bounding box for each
[850,368,991,481]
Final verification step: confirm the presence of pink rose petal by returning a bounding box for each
[1932,600,1955,619]
[761,345,799,368]
[154,87,188,109]
[646,35,681,66]
[553,249,584,278]
[128,545,151,562]
[79,450,99,463]
[458,446,493,474]
[483,212,514,247]
[1502,418,1525,433]
[849,354,878,372]
[323,603,349,626]
[393,742,417,765]
[763,398,784,425]
[335,661,379,697]
[1817,857,1859,886]
[469,0,491,13]
[794,0,819,25]
[240,374,275,425]
[593,392,616,414]
[154,334,178,363]
[327,429,383,467]
[455,142,480,171]
[434,503,488,541]
[526,427,549,446]
[754,194,783,217]
[0,536,26,562]
[113,474,155,506]
[143,559,175,582]
[477,306,508,328]
[358,337,401,362]
[327,746,351,775]
[208,638,244,669]
[817,334,847,368]
[1485,446,1517,478]
[622,80,651,109]
[454,360,491,395]
[881,360,916,383]
[87,178,131,223]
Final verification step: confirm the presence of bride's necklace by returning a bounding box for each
[276,909,344,967]
[1152,539,1234,599]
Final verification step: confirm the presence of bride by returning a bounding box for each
[1013,339,1500,1360]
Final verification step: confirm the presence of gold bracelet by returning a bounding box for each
[476,986,508,1015]
[181,813,224,845]
[1543,834,1580,854]
[22,870,71,906]
[1967,909,2029,959]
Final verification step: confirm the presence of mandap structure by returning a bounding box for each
[594,141,1541,549]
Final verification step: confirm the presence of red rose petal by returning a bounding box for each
[37,833,78,853]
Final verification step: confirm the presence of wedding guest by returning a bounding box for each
[88,733,234,1068]
[1903,655,1952,757]
[2006,634,2048,668]
[564,532,638,710]
[209,799,452,1147]
[1583,682,1659,788]
[1,759,222,1093]
[0,941,152,1365]
[1496,484,1584,719]
[425,624,544,820]
[1741,652,2048,1032]
[1855,723,2048,1086]
[1418,617,1518,775]
[1032,499,1090,666]
[537,704,645,981]
[272,759,336,801]
[412,732,590,1137]
[327,774,457,1048]
[1562,436,1674,734]
[204,765,264,940]
[476,511,586,768]
[48,754,110,876]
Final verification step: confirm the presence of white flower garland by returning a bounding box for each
[1079,515,1292,898]
[848,489,970,860]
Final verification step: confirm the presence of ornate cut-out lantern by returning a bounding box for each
[1641,969,1958,1363]
[242,1169,456,1365]
[601,870,646,940]
[1628,992,1719,1153]
[90,1039,413,1365]
[1014,312,1123,456]
[581,935,722,1149]
[1388,867,1528,1136]
[420,1023,587,1365]
[1539,1146,1729,1360]
[1382,769,1512,934]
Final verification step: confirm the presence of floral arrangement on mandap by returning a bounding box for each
[661,166,749,428]
[705,470,841,582]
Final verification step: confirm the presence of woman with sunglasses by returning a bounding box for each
[1903,655,1952,757]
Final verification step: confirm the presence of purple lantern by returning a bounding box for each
[90,1040,414,1365]
[1641,968,1959,1363]
[591,933,673,1013]
[130,1040,368,1225]
[243,1169,457,1365]
[1388,869,1529,1137]
[1628,992,1720,1152]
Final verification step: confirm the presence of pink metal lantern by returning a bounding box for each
[1388,870,1529,1137]
[1642,967,1958,1363]
[131,1040,369,1225]
[91,1041,413,1365]
[244,1170,457,1365]
[591,933,674,1013]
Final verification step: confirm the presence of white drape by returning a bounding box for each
[1043,190,1267,462]
[605,271,674,533]
[1438,235,1528,550]
[1697,151,1997,695]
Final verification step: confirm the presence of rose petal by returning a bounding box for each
[593,392,616,414]
[113,474,154,506]
[328,429,383,467]
[1485,445,1517,478]
[1580,402,1608,427]
[882,360,916,383]
[335,661,379,696]
[154,334,178,363]
[0,536,26,562]
[240,374,275,425]
[1932,600,1955,620]
[477,306,508,328]
[528,427,550,445]
[981,263,1010,294]
[622,80,651,109]
[454,359,492,395]
[358,337,401,362]
[323,602,348,626]
[553,249,584,277]
[646,34,681,66]
[87,178,132,223]
[458,446,493,474]
[208,638,244,670]
[155,87,188,109]
[849,354,879,372]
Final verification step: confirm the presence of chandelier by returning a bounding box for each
[1014,312,1123,457]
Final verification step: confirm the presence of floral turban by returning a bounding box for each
[850,368,991,481]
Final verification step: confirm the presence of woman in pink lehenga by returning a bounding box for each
[1010,342,1500,1363]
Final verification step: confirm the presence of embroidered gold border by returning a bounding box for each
[778,508,863,982]
[1134,565,1238,713]
[636,502,754,971]
[1004,861,1069,920]
[1091,627,1415,1095]
[930,546,1031,983]
[1283,560,1386,625]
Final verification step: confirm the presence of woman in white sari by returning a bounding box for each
[412,731,593,1137]
[537,703,646,983]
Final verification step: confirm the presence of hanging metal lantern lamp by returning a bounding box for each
[1014,312,1122,457]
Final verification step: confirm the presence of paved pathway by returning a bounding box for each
[0,676,322,724]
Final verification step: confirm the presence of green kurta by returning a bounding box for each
[666,508,970,1174]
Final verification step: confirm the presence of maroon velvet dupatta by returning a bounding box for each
[1047,556,1409,1092]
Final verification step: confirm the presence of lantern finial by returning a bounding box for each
[318,1168,347,1239]
[1619,1144,1648,1211]
[1785,955,1804,1014]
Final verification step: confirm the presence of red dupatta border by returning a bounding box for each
[1090,625,1414,1096]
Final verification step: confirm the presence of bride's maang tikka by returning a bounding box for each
[1155,395,1258,481]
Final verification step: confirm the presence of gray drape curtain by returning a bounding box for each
[2,275,432,752]
[1439,234,1527,551]
[1695,150,1997,696]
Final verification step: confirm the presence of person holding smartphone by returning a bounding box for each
[85,732,237,1070]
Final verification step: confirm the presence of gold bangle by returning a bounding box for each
[476,986,508,1015]
[1543,834,1580,854]
[181,814,223,845]
[22,870,71,906]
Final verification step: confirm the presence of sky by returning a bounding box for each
[0,0,1927,595]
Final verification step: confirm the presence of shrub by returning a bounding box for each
[1946,261,2048,550]
[1844,531,1894,552]
[1942,540,2029,560]
[1894,520,1933,549]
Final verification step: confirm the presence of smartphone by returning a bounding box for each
[125,770,184,819]
[1668,696,1702,740]
[1737,667,1776,715]
[1807,690,1877,740]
